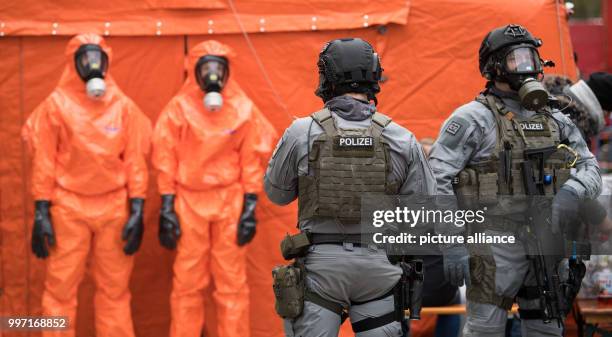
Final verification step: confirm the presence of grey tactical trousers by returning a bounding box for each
[284,244,403,337]
[464,230,564,337]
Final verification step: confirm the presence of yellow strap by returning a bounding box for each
[557,144,579,168]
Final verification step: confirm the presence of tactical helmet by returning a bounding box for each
[478,24,543,80]
[315,38,383,104]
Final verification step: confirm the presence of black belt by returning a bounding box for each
[310,233,367,246]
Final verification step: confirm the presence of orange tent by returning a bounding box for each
[0,1,576,337]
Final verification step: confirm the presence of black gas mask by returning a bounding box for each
[195,55,229,111]
[479,24,556,111]
[495,46,551,110]
[74,44,109,99]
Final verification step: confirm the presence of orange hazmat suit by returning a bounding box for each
[152,40,275,337]
[22,33,152,337]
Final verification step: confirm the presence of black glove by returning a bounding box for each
[441,244,471,287]
[31,200,56,259]
[552,186,580,234]
[122,198,144,255]
[159,194,181,250]
[237,193,258,246]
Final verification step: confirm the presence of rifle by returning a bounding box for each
[520,145,566,328]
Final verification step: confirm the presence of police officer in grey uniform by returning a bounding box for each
[265,38,436,337]
[428,24,601,337]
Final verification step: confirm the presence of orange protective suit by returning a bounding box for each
[22,33,152,337]
[152,40,275,337]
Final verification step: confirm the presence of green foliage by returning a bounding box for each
[569,0,602,19]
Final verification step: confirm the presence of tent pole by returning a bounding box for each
[605,0,612,71]
[555,0,568,77]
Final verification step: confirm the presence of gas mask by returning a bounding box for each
[195,55,229,112]
[74,44,109,99]
[497,46,551,111]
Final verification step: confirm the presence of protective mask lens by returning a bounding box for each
[75,45,108,82]
[195,57,228,93]
[504,47,540,74]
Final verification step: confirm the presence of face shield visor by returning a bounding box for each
[501,47,549,111]
[503,47,543,77]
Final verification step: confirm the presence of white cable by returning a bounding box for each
[227,0,293,120]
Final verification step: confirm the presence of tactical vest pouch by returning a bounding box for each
[554,169,571,191]
[543,169,555,195]
[298,175,318,221]
[511,170,525,195]
[478,173,498,205]
[453,169,478,209]
[280,232,312,260]
[272,263,305,319]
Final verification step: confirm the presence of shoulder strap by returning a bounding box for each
[479,94,516,152]
[371,112,392,138]
[311,108,335,137]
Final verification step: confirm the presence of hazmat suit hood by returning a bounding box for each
[177,40,252,127]
[58,33,119,104]
[185,39,236,88]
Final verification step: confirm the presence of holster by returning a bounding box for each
[393,259,424,324]
[562,258,587,313]
[272,261,306,319]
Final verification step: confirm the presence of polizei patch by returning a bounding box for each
[519,122,544,131]
[517,121,550,136]
[337,136,373,147]
[333,136,375,156]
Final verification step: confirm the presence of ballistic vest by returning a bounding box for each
[298,109,397,225]
[454,94,573,211]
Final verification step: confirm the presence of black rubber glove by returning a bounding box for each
[237,193,258,246]
[31,200,56,259]
[441,244,471,287]
[122,198,144,255]
[159,194,181,250]
[552,186,580,234]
